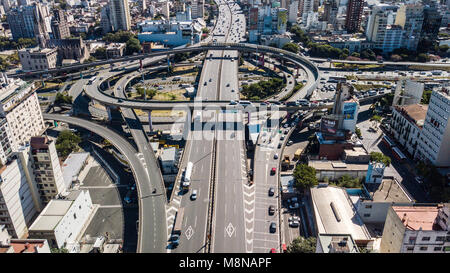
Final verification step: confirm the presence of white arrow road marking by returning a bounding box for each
[244,208,254,214]
[244,199,255,205]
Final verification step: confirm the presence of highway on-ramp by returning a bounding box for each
[42,114,167,253]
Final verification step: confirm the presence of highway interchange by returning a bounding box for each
[35,0,450,254]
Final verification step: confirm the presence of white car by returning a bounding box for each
[191,190,198,201]
[274,153,279,159]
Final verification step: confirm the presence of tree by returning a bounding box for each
[282,42,299,53]
[370,115,382,123]
[421,90,432,104]
[125,38,141,55]
[94,47,107,59]
[54,93,73,104]
[51,247,69,253]
[56,130,81,157]
[355,127,362,138]
[287,236,317,253]
[370,152,391,167]
[293,164,318,191]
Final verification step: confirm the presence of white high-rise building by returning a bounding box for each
[301,0,314,21]
[191,0,204,19]
[109,0,131,31]
[288,0,299,23]
[416,89,450,167]
[0,75,45,162]
[394,3,424,51]
[0,147,43,239]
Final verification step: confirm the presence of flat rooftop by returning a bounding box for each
[62,152,89,188]
[395,104,428,127]
[366,179,413,203]
[309,160,369,171]
[393,206,440,231]
[311,186,371,241]
[29,200,73,231]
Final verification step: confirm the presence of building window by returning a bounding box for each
[422,237,431,241]
[434,247,442,251]
[436,236,445,241]
[363,213,371,217]
[420,247,428,251]
[365,205,372,209]
[406,247,414,251]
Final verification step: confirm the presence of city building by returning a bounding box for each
[0,150,42,238]
[29,136,66,205]
[0,78,45,154]
[308,160,369,181]
[310,185,373,248]
[288,0,299,23]
[51,9,70,39]
[6,3,49,46]
[316,234,360,253]
[18,47,58,71]
[102,0,131,33]
[380,204,450,253]
[61,152,90,189]
[345,0,364,33]
[422,0,442,40]
[393,80,425,106]
[390,104,428,158]
[0,225,51,253]
[28,190,94,252]
[106,43,126,58]
[137,19,203,47]
[395,3,424,51]
[191,0,204,19]
[45,37,91,64]
[416,89,450,167]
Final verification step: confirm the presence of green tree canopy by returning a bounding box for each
[287,236,317,253]
[293,164,318,191]
[370,152,391,167]
[282,42,299,53]
[54,93,73,104]
[56,130,81,158]
[125,38,142,55]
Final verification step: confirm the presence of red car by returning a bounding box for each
[270,248,276,253]
[270,167,276,175]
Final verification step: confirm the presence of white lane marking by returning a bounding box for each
[185,226,194,240]
[225,222,236,238]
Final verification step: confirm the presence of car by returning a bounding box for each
[268,205,275,215]
[277,143,282,149]
[287,140,293,146]
[270,248,276,253]
[230,100,237,105]
[209,78,212,82]
[270,222,277,233]
[226,83,230,87]
[190,189,198,200]
[289,220,299,228]
[289,202,299,210]
[231,89,235,92]
[274,153,279,159]
[204,82,207,86]
[283,123,289,128]
[268,187,275,196]
[289,216,300,222]
[280,136,285,141]
[270,167,276,175]
[118,98,123,103]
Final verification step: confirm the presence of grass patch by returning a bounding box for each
[352,84,390,91]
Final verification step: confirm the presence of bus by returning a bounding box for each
[294,148,303,161]
[171,207,184,246]
[392,147,406,162]
[181,162,193,190]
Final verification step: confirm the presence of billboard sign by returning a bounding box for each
[343,102,357,120]
[321,117,338,135]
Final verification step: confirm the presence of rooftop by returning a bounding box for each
[29,199,74,231]
[393,205,441,231]
[309,160,369,171]
[160,147,176,162]
[61,152,90,189]
[365,179,413,203]
[394,104,428,128]
[9,240,48,253]
[311,185,371,241]
[317,234,360,253]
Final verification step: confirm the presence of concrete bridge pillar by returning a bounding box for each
[148,111,153,132]
[107,106,112,122]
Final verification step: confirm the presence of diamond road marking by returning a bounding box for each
[225,222,235,238]
[185,226,194,240]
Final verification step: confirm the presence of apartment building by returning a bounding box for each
[390,104,428,158]
[0,148,42,239]
[6,3,49,45]
[288,0,298,23]
[380,204,450,253]
[18,47,58,71]
[0,225,51,253]
[51,9,70,39]
[345,0,364,33]
[103,0,131,32]
[365,5,403,54]
[29,137,65,205]
[395,3,424,51]
[191,0,204,19]
[0,78,45,153]
[416,89,450,167]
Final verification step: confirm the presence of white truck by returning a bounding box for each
[181,162,193,191]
